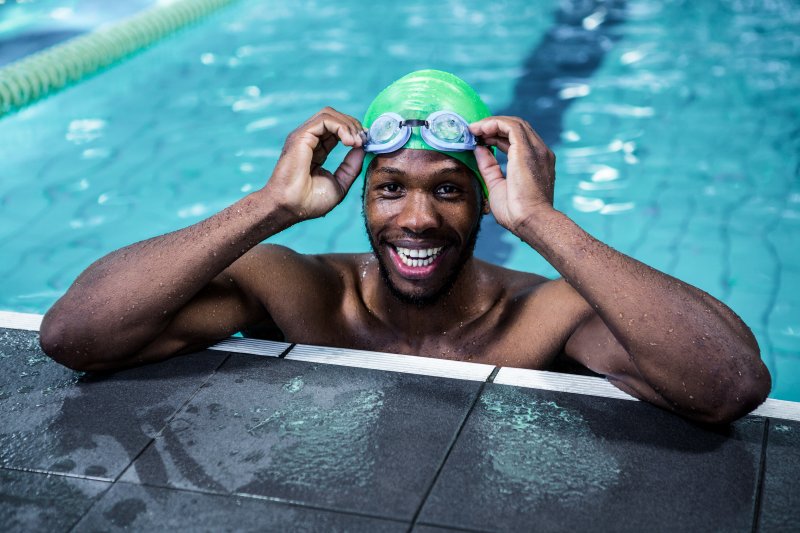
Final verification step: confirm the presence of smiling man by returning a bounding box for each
[40,70,770,424]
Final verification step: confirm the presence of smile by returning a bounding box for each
[394,246,444,267]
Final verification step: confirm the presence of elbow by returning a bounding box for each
[700,359,772,425]
[39,308,94,372]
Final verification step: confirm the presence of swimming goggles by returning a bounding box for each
[363,111,478,154]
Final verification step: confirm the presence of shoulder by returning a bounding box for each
[226,244,367,305]
[475,259,561,299]
[476,260,592,332]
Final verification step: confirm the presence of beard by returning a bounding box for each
[364,213,482,308]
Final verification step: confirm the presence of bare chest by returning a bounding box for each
[278,305,564,370]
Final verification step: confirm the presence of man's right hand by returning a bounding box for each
[264,107,366,221]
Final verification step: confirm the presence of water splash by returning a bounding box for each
[477,388,620,503]
[282,376,304,393]
[243,387,385,491]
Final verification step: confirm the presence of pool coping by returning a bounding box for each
[3,309,798,422]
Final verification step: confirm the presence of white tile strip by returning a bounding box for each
[207,337,290,358]
[494,366,800,422]
[494,366,638,401]
[0,310,43,331]
[0,310,798,421]
[286,343,495,382]
[751,399,800,423]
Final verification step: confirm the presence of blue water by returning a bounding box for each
[1,0,798,400]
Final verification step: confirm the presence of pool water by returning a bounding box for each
[0,0,798,399]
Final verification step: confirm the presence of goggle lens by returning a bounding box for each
[429,113,466,143]
[369,115,401,144]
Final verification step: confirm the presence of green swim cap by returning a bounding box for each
[363,69,491,197]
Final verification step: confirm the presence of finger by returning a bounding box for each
[479,135,511,153]
[469,117,515,140]
[472,116,540,148]
[325,109,365,147]
[474,146,505,192]
[333,147,365,194]
[311,132,339,165]
[306,117,358,147]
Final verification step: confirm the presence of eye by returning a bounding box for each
[435,184,461,197]
[378,182,403,197]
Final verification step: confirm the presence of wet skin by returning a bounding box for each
[40,107,771,424]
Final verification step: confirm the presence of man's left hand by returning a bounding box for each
[469,116,556,234]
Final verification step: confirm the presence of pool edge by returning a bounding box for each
[2,309,797,422]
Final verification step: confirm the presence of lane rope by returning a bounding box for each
[0,0,238,118]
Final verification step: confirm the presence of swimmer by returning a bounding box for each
[40,70,770,424]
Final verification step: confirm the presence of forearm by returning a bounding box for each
[41,189,295,361]
[518,208,769,415]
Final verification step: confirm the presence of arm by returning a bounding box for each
[470,116,770,424]
[40,107,366,371]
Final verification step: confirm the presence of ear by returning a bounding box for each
[482,197,491,215]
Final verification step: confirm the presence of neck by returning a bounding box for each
[362,256,495,345]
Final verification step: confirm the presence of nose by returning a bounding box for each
[396,191,440,234]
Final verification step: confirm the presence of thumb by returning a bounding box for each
[333,147,365,195]
[474,146,505,192]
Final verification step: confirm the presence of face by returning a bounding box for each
[363,149,484,306]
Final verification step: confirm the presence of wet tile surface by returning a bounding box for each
[758,419,800,531]
[419,384,765,532]
[2,326,797,531]
[0,327,227,479]
[0,468,110,533]
[122,354,482,520]
[73,482,407,532]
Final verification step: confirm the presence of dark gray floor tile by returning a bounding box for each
[758,418,800,532]
[73,482,407,532]
[0,327,227,479]
[122,355,481,520]
[419,384,764,532]
[0,468,110,532]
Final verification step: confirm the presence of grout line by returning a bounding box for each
[407,381,487,532]
[232,490,410,525]
[413,521,494,533]
[107,479,409,525]
[66,481,116,533]
[72,354,237,531]
[750,418,770,533]
[112,352,232,484]
[0,464,112,483]
[279,343,296,359]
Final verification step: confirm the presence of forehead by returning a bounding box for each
[369,149,472,180]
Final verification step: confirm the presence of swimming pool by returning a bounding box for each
[1,0,798,400]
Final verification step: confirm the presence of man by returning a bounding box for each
[40,70,770,424]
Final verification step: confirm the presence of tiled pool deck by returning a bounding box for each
[1,312,798,532]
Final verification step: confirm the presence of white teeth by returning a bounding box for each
[394,246,443,267]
